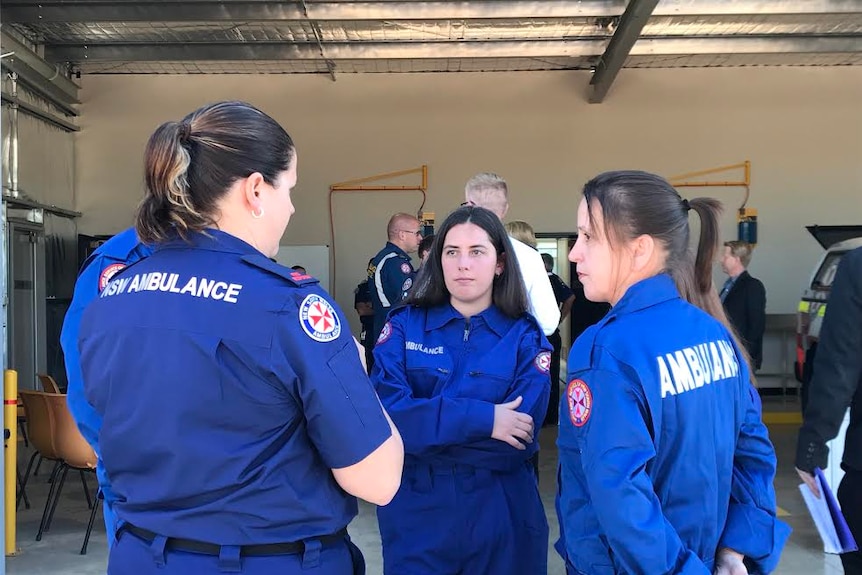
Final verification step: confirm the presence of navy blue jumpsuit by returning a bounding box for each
[78,230,392,574]
[556,274,790,574]
[372,303,551,574]
[60,227,152,545]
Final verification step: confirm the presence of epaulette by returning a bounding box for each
[241,254,320,287]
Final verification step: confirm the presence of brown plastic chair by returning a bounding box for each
[37,374,61,394]
[43,394,101,554]
[17,391,63,530]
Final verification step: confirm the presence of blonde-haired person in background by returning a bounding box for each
[466,173,559,336]
[505,220,537,249]
[78,101,403,575]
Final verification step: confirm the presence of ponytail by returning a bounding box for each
[135,101,296,246]
[684,197,756,380]
[137,120,209,244]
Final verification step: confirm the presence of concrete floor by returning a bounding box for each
[5,399,848,574]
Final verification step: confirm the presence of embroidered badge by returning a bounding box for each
[299,294,341,342]
[402,277,413,292]
[566,379,592,427]
[99,263,126,292]
[534,351,551,374]
[377,321,392,344]
[400,262,412,274]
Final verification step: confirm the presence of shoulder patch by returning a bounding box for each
[377,321,393,344]
[242,254,320,287]
[400,262,412,274]
[402,277,413,292]
[99,263,126,292]
[299,294,342,342]
[566,378,592,427]
[534,351,551,374]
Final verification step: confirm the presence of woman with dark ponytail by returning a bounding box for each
[555,171,789,574]
[77,101,403,575]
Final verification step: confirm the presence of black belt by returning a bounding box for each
[120,524,348,557]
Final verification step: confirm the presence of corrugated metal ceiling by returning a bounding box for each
[2,0,861,76]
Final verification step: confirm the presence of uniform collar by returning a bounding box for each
[608,273,680,317]
[385,241,410,259]
[156,229,263,256]
[425,302,511,337]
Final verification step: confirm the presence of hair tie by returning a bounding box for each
[681,198,691,212]
[178,121,192,144]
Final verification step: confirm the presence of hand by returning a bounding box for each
[714,548,747,575]
[796,467,820,498]
[491,396,534,449]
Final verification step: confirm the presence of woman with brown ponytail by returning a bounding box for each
[555,171,789,575]
[77,101,403,575]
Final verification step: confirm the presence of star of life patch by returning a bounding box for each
[534,351,551,374]
[566,379,592,427]
[99,263,126,292]
[299,294,342,342]
[401,262,412,274]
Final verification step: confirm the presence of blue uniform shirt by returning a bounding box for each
[372,303,551,471]
[78,230,392,544]
[367,242,415,345]
[60,227,152,503]
[556,274,789,575]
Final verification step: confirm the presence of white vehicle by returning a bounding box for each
[795,226,862,384]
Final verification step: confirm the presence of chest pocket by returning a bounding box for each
[406,353,453,399]
[457,356,516,404]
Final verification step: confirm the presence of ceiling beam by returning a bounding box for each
[4,0,862,23]
[44,35,862,63]
[0,29,80,111]
[589,0,659,103]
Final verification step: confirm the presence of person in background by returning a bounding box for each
[465,173,560,336]
[504,220,537,249]
[796,245,862,574]
[417,234,435,267]
[372,205,550,575]
[556,171,788,575]
[719,240,766,371]
[61,227,153,550]
[541,252,575,427]
[290,264,307,275]
[367,213,422,346]
[354,263,375,370]
[78,101,403,575]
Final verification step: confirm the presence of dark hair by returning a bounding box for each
[582,170,751,370]
[405,206,528,318]
[137,101,295,244]
[541,252,554,271]
[418,234,435,258]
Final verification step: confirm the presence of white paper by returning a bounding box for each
[799,476,842,554]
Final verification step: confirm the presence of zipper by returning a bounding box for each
[463,318,471,342]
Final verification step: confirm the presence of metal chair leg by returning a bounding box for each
[36,462,64,541]
[45,465,70,533]
[81,489,102,555]
[34,455,43,477]
[17,451,39,509]
[16,468,30,509]
[79,470,93,509]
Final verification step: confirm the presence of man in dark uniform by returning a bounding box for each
[367,213,422,346]
[541,253,574,426]
[796,246,862,574]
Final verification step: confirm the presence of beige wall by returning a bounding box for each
[76,68,862,332]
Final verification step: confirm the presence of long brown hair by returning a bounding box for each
[582,170,754,376]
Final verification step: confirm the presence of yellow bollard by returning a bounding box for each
[4,369,18,556]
